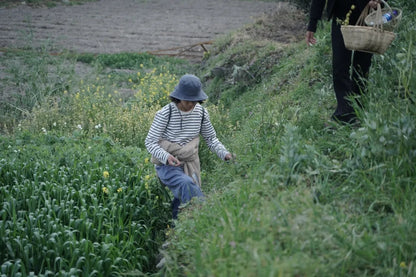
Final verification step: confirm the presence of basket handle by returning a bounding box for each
[355,1,384,32]
[369,0,393,14]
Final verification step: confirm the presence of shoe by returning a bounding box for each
[331,113,360,126]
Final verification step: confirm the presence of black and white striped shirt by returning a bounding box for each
[145,102,229,164]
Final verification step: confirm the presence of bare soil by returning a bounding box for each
[0,0,306,60]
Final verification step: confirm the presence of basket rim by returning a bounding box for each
[365,8,402,21]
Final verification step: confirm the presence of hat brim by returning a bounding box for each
[170,87,208,101]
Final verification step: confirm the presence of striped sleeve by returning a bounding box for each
[145,105,171,164]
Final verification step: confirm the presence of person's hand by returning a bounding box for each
[369,0,381,9]
[224,153,235,161]
[167,155,181,166]
[305,31,316,46]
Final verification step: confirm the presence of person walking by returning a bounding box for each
[145,74,233,220]
[306,0,382,124]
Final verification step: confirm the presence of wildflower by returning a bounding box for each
[77,124,82,130]
[117,187,122,193]
[42,127,47,134]
[145,182,149,190]
[103,171,110,178]
[145,175,150,180]
[400,262,406,268]
[144,157,149,164]
[95,123,102,129]
[102,187,109,194]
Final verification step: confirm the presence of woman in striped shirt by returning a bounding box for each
[145,74,233,219]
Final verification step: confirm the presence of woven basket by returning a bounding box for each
[365,0,402,31]
[341,2,396,55]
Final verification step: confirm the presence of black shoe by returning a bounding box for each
[331,113,359,126]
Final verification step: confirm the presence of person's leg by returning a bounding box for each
[171,197,180,219]
[351,50,372,95]
[331,19,356,123]
[156,165,204,204]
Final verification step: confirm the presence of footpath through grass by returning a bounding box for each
[0,0,415,276]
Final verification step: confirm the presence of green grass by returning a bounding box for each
[0,0,415,276]
[159,1,416,276]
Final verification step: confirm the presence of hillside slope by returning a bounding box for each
[158,1,416,276]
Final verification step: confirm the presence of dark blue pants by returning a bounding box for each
[156,165,204,219]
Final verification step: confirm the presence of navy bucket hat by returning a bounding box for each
[170,74,208,101]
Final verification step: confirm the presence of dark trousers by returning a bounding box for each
[331,19,373,123]
[171,197,180,219]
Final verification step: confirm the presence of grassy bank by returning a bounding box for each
[0,0,415,276]
[159,0,416,276]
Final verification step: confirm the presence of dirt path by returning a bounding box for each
[0,0,280,58]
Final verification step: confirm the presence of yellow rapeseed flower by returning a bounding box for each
[145,182,149,190]
[144,157,149,164]
[103,171,110,178]
[400,262,406,268]
[102,187,109,194]
[117,187,123,193]
[145,174,150,180]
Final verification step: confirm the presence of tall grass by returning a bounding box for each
[159,1,416,276]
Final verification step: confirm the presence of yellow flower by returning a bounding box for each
[103,171,110,178]
[144,157,149,164]
[117,187,123,193]
[145,174,150,180]
[400,262,406,268]
[102,186,109,194]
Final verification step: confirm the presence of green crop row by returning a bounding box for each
[0,133,171,276]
